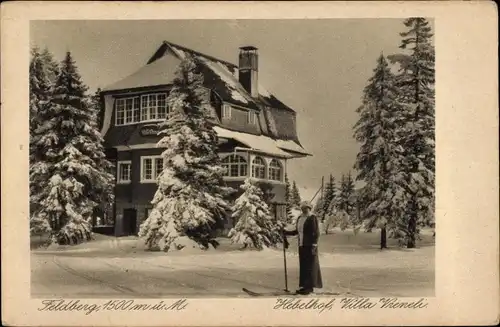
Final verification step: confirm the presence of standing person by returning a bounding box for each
[283,201,323,295]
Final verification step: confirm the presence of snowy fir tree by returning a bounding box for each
[325,173,358,232]
[29,47,52,134]
[40,47,59,85]
[321,174,337,221]
[29,47,53,218]
[338,173,355,215]
[256,180,276,206]
[353,54,408,249]
[291,181,302,207]
[30,51,114,244]
[228,178,283,250]
[313,193,325,218]
[90,88,103,130]
[388,18,435,248]
[138,55,234,252]
[284,174,293,222]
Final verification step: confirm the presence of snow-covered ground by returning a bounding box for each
[31,228,435,298]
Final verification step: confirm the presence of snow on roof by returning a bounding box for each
[169,46,188,60]
[101,54,180,92]
[214,126,291,158]
[275,139,311,156]
[166,42,296,113]
[214,126,308,158]
[101,41,306,150]
[198,57,251,105]
[258,83,272,98]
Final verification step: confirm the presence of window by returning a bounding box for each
[115,93,168,126]
[141,156,164,183]
[133,98,140,122]
[221,154,247,177]
[268,159,282,181]
[116,99,125,125]
[157,93,167,119]
[222,104,232,119]
[247,111,257,125]
[117,161,131,184]
[115,97,140,125]
[141,93,168,122]
[252,156,266,179]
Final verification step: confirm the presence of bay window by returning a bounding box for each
[268,159,283,181]
[221,154,247,177]
[252,156,266,179]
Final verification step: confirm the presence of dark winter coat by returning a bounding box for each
[285,214,323,289]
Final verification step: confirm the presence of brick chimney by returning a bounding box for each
[238,46,259,98]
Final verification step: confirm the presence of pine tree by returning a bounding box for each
[284,174,293,222]
[90,88,103,130]
[322,174,337,219]
[138,55,234,252]
[313,194,325,217]
[29,47,52,219]
[30,51,114,244]
[353,54,408,248]
[40,47,59,85]
[228,178,283,249]
[330,173,356,231]
[291,181,301,207]
[324,177,339,233]
[29,47,51,134]
[338,174,354,214]
[256,181,275,206]
[389,18,435,248]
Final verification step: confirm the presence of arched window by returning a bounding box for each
[252,156,266,179]
[221,154,248,177]
[268,159,282,181]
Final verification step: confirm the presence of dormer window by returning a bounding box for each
[222,104,232,119]
[247,111,257,125]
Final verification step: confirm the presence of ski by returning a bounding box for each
[242,288,294,297]
[242,288,348,297]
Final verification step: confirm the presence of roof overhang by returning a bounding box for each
[214,126,310,159]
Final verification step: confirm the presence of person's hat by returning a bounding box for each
[300,201,313,210]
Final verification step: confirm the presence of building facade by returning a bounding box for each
[99,41,310,236]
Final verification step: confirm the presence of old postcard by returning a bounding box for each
[1,1,498,326]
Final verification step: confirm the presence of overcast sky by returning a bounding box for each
[31,19,414,201]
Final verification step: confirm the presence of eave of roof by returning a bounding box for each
[213,126,310,159]
[104,124,311,158]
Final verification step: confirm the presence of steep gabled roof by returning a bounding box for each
[101,41,309,153]
[102,40,298,114]
[101,53,179,92]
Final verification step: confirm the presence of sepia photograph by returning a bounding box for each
[2,2,498,326]
[29,18,436,299]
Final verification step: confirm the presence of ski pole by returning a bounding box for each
[282,228,289,292]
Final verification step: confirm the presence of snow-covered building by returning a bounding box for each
[99,41,310,236]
